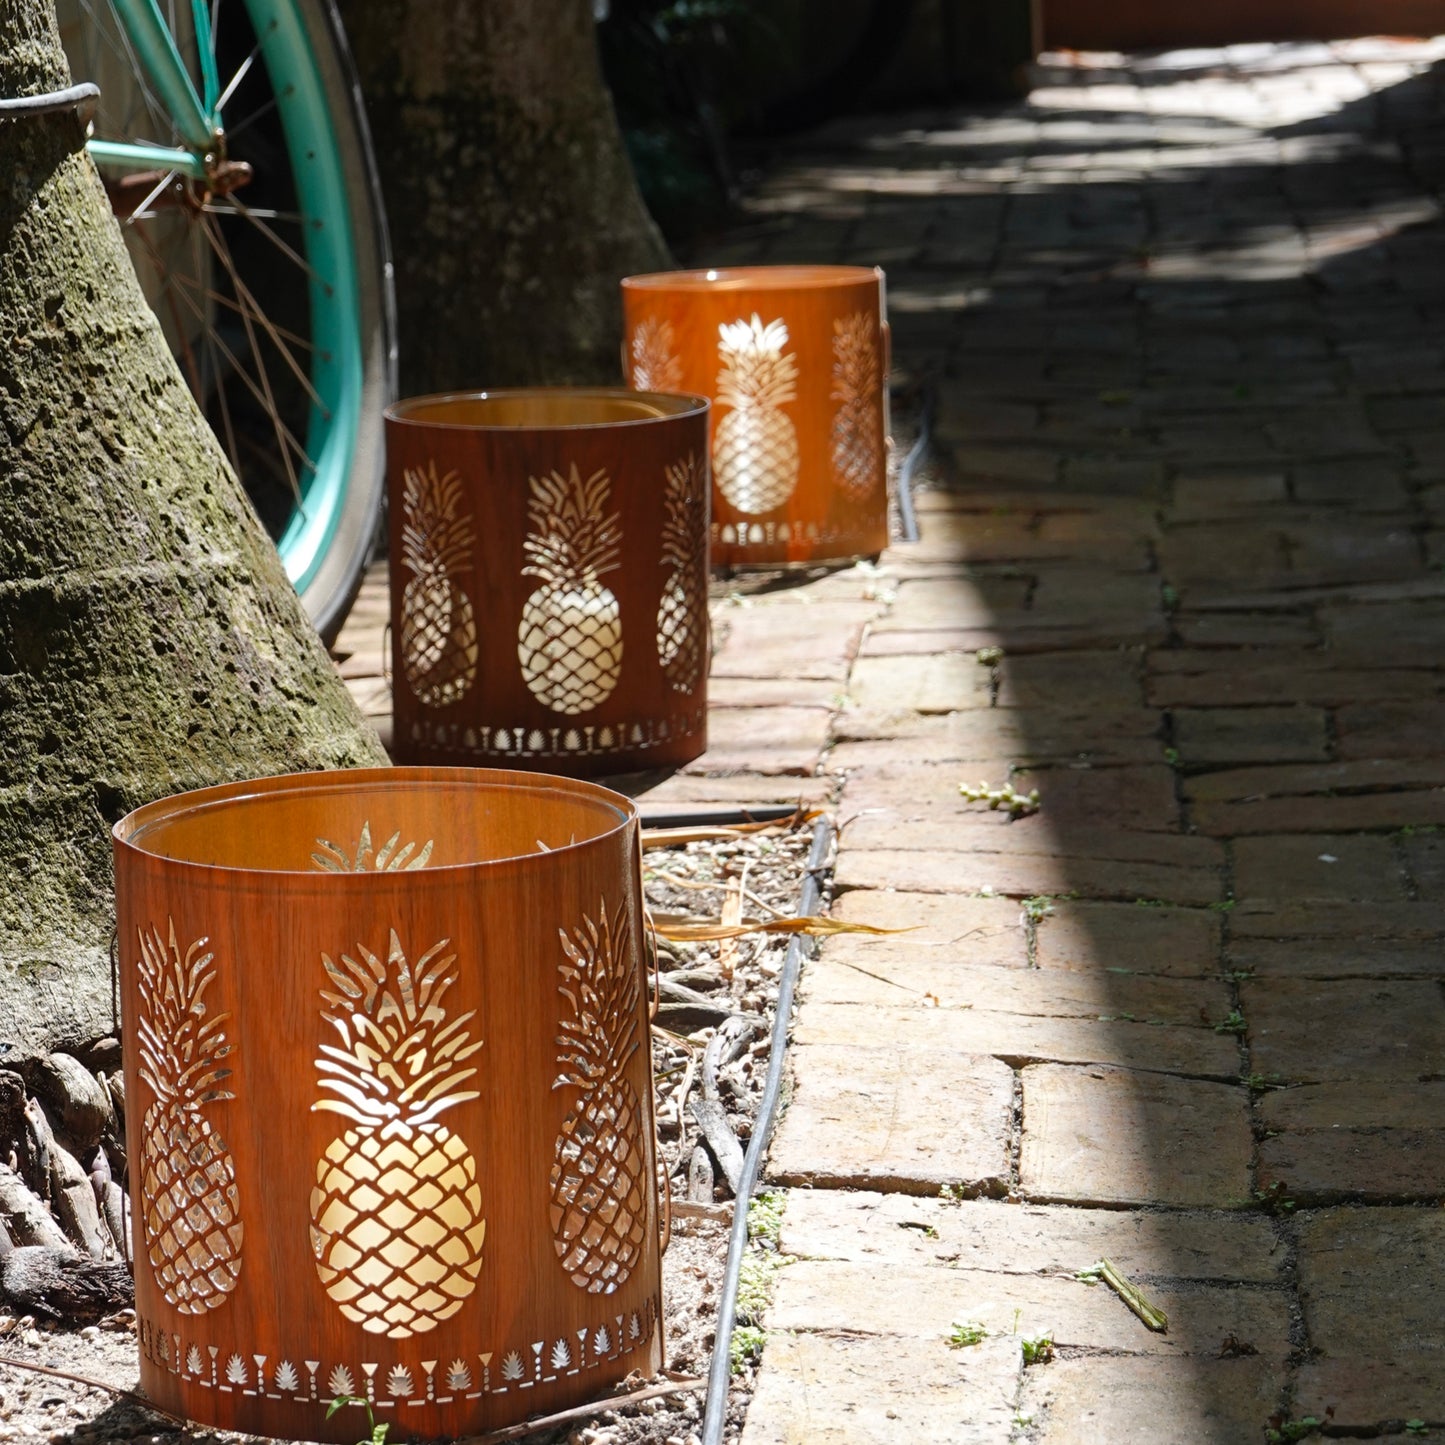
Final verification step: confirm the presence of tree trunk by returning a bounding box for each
[0,0,389,1055]
[338,0,671,393]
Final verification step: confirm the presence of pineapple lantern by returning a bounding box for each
[114,767,663,1442]
[385,390,710,777]
[621,266,891,569]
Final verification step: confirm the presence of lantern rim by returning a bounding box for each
[621,264,882,293]
[113,765,636,876]
[385,387,709,433]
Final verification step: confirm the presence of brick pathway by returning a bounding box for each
[329,37,1445,1444]
[703,38,1445,1445]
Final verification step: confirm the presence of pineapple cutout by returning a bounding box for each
[550,900,648,1294]
[310,931,486,1337]
[400,462,479,709]
[135,920,243,1314]
[830,311,883,496]
[714,314,800,515]
[311,822,435,873]
[628,317,682,393]
[656,451,707,695]
[518,465,624,715]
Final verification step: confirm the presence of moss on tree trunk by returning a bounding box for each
[0,0,388,1053]
[337,0,672,393]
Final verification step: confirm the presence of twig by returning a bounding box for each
[1094,1257,1168,1333]
[718,873,744,983]
[690,1018,752,1195]
[454,1376,703,1443]
[0,1354,190,1426]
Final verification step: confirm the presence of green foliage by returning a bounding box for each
[1020,1333,1054,1366]
[1022,895,1055,925]
[748,1190,785,1250]
[1265,1418,1323,1443]
[730,1324,767,1373]
[959,779,1041,819]
[327,1395,389,1445]
[948,1320,987,1347]
[1214,1010,1247,1035]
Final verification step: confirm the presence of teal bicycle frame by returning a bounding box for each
[84,0,363,600]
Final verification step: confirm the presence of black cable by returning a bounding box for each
[700,816,833,1445]
[637,804,802,829]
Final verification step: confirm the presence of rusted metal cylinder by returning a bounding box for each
[113,767,662,1442]
[385,389,711,776]
[621,265,889,568]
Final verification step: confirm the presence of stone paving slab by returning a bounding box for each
[1020,1064,1252,1207]
[1231,834,1408,902]
[827,706,1163,768]
[1035,901,1223,978]
[794,1003,1240,1079]
[1241,978,1445,1082]
[1298,1209,1445,1357]
[1294,1357,1445,1433]
[1230,898,1445,941]
[1334,697,1445,758]
[828,890,1026,967]
[625,772,832,807]
[846,653,997,711]
[868,576,1035,631]
[804,952,1231,1025]
[680,706,831,777]
[1258,1128,1445,1203]
[834,846,1219,906]
[1228,938,1445,978]
[778,1192,1286,1283]
[767,1043,1013,1195]
[740,1333,1022,1445]
[767,1260,1291,1358]
[1171,705,1330,764]
[709,601,879,682]
[1019,1357,1285,1445]
[841,761,1181,833]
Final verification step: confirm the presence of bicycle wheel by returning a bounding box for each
[57,0,396,642]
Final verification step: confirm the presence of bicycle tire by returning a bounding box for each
[61,0,395,643]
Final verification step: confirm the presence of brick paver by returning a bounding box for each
[328,35,1445,1445]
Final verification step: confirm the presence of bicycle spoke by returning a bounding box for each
[201,204,302,222]
[160,241,315,486]
[205,212,329,414]
[204,286,314,355]
[214,40,260,115]
[223,90,279,143]
[77,0,168,138]
[122,170,180,225]
[203,213,312,497]
[221,195,325,287]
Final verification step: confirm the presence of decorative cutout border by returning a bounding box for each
[407,706,706,761]
[139,1294,659,1410]
[713,519,872,549]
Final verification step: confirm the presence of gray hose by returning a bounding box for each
[0,82,99,119]
[895,378,934,545]
[699,817,833,1445]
